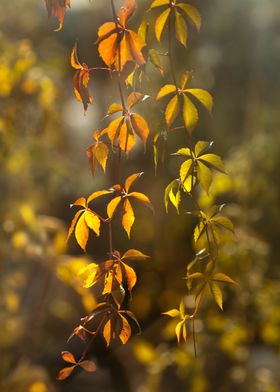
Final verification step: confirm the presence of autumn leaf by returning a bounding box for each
[163,299,190,343]
[86,130,109,174]
[44,0,70,32]
[71,43,92,112]
[97,0,146,71]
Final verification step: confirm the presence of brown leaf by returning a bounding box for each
[79,360,97,372]
[61,351,76,364]
[73,68,93,112]
[119,314,132,344]
[57,365,75,381]
[45,0,70,32]
[121,262,137,290]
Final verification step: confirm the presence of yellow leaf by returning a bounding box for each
[84,210,100,236]
[194,221,206,243]
[131,114,150,151]
[78,263,99,288]
[182,322,187,343]
[107,196,122,219]
[180,71,191,89]
[197,160,213,193]
[122,249,150,261]
[156,84,176,100]
[122,199,135,238]
[211,216,234,231]
[128,192,154,212]
[155,8,171,41]
[176,3,201,31]
[127,92,148,109]
[75,214,89,251]
[175,9,187,47]
[162,309,180,318]
[124,172,143,192]
[71,42,82,70]
[150,0,169,9]
[103,319,111,346]
[70,197,86,208]
[107,116,125,146]
[122,262,137,290]
[118,120,136,154]
[106,103,124,116]
[87,190,112,204]
[67,210,83,241]
[209,281,223,310]
[92,142,108,173]
[165,95,179,127]
[186,89,213,113]
[212,272,238,285]
[175,320,184,343]
[195,141,212,156]
[183,94,198,134]
[179,159,192,184]
[200,153,225,172]
[119,315,131,344]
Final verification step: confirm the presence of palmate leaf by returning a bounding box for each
[175,9,187,47]
[155,8,171,41]
[209,281,223,310]
[119,314,132,344]
[122,198,135,238]
[86,130,109,174]
[97,0,145,71]
[182,94,198,134]
[165,95,180,127]
[176,3,201,31]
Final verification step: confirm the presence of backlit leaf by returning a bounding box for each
[150,0,169,8]
[75,214,89,251]
[61,351,76,364]
[209,281,223,310]
[129,192,154,211]
[84,211,100,236]
[186,89,213,114]
[71,42,82,70]
[165,95,179,127]
[122,198,135,238]
[57,366,75,381]
[119,315,131,344]
[197,160,213,193]
[194,221,206,243]
[195,141,213,157]
[67,210,83,241]
[212,216,234,231]
[118,0,137,25]
[176,3,201,31]
[155,8,171,41]
[73,68,92,112]
[107,196,122,219]
[200,154,225,172]
[45,0,70,32]
[107,103,124,116]
[175,320,184,343]
[130,113,150,151]
[125,172,143,192]
[87,190,112,204]
[162,309,180,318]
[122,249,150,261]
[212,273,238,285]
[103,319,111,346]
[156,84,176,100]
[127,92,149,109]
[180,159,193,184]
[175,9,187,47]
[122,262,137,290]
[183,94,198,134]
[107,116,125,147]
[70,197,86,208]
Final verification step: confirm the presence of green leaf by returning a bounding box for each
[155,8,171,41]
[197,160,213,193]
[209,281,223,310]
[175,9,187,47]
[183,94,199,134]
[200,153,225,172]
[165,95,179,127]
[186,89,213,114]
[176,4,201,31]
[156,84,176,100]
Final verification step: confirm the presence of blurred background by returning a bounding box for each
[1,0,280,391]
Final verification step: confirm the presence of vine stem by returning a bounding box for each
[108,220,113,257]
[167,3,179,94]
[79,315,106,363]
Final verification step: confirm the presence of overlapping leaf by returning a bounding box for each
[150,0,201,46]
[71,43,93,112]
[163,299,190,343]
[97,0,146,71]
[57,351,96,381]
[86,130,109,174]
[67,190,112,251]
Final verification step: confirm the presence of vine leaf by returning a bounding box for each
[163,300,190,343]
[156,73,213,131]
[97,0,146,71]
[107,173,154,238]
[67,191,112,251]
[86,130,109,174]
[150,1,201,45]
[71,43,92,112]
[57,351,96,381]
[44,0,70,32]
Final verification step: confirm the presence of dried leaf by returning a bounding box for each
[57,366,75,381]
[79,360,97,372]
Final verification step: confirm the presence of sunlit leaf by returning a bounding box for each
[79,360,97,372]
[122,198,135,238]
[155,8,171,41]
[84,211,100,236]
[197,160,213,193]
[162,309,180,318]
[71,42,82,70]
[212,273,239,285]
[103,319,112,346]
[176,3,201,31]
[119,315,132,344]
[122,262,137,290]
[57,366,75,380]
[183,94,198,134]
[150,0,169,9]
[156,84,176,100]
[75,214,89,251]
[186,89,213,114]
[107,103,124,116]
[175,9,187,47]
[67,210,83,241]
[200,154,225,173]
[87,190,112,204]
[165,95,179,127]
[45,0,70,32]
[125,172,143,192]
[130,114,150,151]
[107,196,122,219]
[122,249,150,261]
[175,320,184,343]
[61,351,76,364]
[211,216,234,231]
[129,192,154,212]
[209,281,223,310]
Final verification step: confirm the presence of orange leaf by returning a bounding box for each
[118,0,137,26]
[127,30,146,66]
[124,172,143,192]
[61,351,76,364]
[130,114,150,151]
[128,191,154,212]
[71,42,82,70]
[45,0,70,32]
[119,120,136,154]
[122,198,135,238]
[87,190,112,204]
[103,270,114,294]
[107,116,125,146]
[67,210,83,241]
[103,319,112,346]
[127,92,149,109]
[79,360,97,372]
[119,314,131,344]
[70,197,86,208]
[122,262,137,290]
[84,211,100,236]
[107,196,122,219]
[75,214,89,251]
[57,366,75,381]
[73,68,92,112]
[97,28,118,67]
